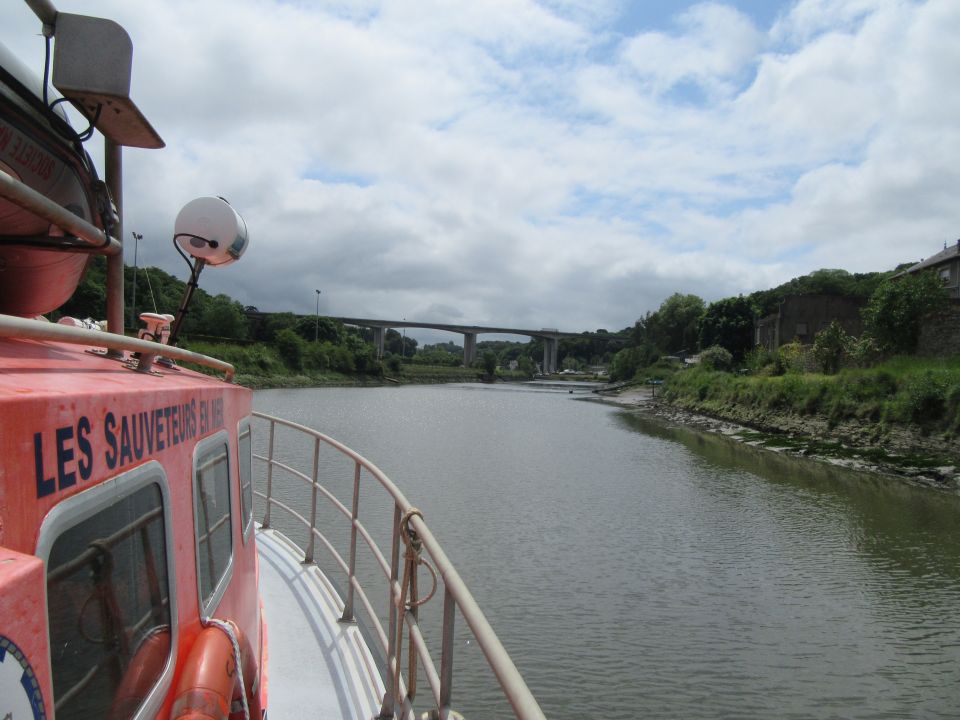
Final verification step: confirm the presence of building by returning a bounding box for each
[896,239,960,299]
[755,294,866,350]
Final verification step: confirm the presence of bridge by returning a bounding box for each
[329,317,627,374]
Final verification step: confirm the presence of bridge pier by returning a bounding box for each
[542,336,559,374]
[463,332,477,367]
[372,326,385,359]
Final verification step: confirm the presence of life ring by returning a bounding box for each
[108,626,171,720]
[170,620,257,720]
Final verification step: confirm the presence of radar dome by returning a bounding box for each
[173,196,248,266]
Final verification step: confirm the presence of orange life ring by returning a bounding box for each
[171,620,257,720]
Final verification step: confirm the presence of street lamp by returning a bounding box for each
[130,232,142,328]
[314,289,322,341]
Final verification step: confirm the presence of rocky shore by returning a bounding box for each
[597,386,960,491]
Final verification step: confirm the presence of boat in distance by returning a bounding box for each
[0,3,546,718]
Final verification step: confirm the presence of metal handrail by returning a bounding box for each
[252,411,546,720]
[0,169,121,255]
[0,314,235,381]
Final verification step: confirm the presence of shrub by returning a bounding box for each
[699,345,733,371]
[775,340,805,375]
[812,320,851,374]
[274,329,304,370]
[862,271,948,355]
[745,345,774,373]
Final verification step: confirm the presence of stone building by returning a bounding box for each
[755,294,866,351]
[897,239,960,299]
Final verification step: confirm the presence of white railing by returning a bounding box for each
[252,411,546,720]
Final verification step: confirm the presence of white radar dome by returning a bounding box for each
[174,196,249,266]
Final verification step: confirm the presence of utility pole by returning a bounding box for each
[130,232,142,328]
[314,289,322,341]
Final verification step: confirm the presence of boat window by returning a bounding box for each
[238,421,253,541]
[38,463,175,720]
[194,435,233,612]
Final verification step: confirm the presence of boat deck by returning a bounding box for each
[256,527,385,719]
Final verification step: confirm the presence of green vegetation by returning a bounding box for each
[610,264,957,465]
[662,356,960,438]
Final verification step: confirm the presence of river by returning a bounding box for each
[253,382,960,719]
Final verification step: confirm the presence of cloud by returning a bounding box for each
[622,3,763,99]
[4,0,959,341]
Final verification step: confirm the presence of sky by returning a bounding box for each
[4,0,959,345]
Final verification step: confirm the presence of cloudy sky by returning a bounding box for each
[5,0,959,344]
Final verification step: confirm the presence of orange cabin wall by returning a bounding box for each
[0,338,262,717]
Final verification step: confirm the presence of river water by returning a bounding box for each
[253,382,960,719]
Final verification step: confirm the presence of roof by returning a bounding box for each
[899,241,960,275]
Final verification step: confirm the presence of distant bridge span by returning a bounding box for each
[329,316,627,373]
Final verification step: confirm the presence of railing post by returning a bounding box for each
[341,461,362,623]
[303,436,321,564]
[262,420,276,528]
[378,505,403,719]
[438,586,456,719]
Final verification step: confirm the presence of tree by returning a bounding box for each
[517,355,535,378]
[196,294,249,340]
[648,293,705,354]
[862,272,948,355]
[274,329,304,370]
[812,320,852,374]
[698,296,754,362]
[482,350,497,379]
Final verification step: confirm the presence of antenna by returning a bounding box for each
[167,197,249,346]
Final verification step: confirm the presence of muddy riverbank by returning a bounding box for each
[597,386,959,490]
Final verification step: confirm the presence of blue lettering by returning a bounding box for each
[171,405,180,446]
[156,408,165,451]
[132,413,145,460]
[142,411,155,454]
[119,416,133,466]
[56,425,76,489]
[104,412,117,469]
[163,406,173,447]
[77,416,93,481]
[34,432,55,497]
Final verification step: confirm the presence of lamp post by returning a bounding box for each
[314,289,322,341]
[402,318,406,359]
[130,232,142,328]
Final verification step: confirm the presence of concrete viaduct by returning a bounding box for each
[330,317,625,374]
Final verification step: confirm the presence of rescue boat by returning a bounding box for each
[0,4,545,719]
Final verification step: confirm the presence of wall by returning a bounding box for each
[917,302,960,357]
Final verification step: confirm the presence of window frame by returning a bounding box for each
[237,418,254,543]
[192,430,235,616]
[35,461,178,720]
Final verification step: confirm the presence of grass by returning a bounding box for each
[662,355,960,437]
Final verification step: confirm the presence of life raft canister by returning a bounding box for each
[170,620,256,720]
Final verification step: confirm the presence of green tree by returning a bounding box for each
[812,320,852,374]
[482,350,497,379]
[517,355,535,378]
[698,296,754,362]
[648,293,705,354]
[274,328,304,370]
[196,294,249,340]
[862,272,948,355]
